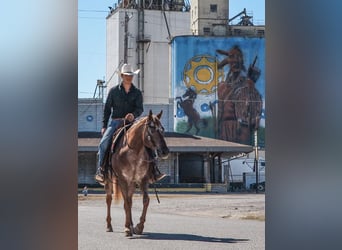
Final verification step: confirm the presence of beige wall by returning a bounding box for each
[190,0,228,35]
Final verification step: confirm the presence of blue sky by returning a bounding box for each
[78,0,265,98]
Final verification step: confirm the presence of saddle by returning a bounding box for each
[102,122,133,178]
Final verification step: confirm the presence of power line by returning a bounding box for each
[78,17,106,20]
[78,9,108,13]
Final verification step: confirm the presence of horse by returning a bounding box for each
[176,87,208,135]
[103,110,169,237]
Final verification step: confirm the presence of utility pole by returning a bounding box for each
[254,129,259,193]
[124,11,129,63]
[137,4,144,90]
[137,1,150,92]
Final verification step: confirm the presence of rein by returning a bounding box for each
[153,183,160,203]
[124,117,162,152]
[123,118,143,149]
[123,118,133,149]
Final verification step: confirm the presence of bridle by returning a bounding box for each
[121,116,165,203]
[144,118,166,158]
[123,116,165,155]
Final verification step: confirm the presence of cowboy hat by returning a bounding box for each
[120,63,140,75]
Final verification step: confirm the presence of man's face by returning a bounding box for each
[227,48,243,72]
[122,74,133,83]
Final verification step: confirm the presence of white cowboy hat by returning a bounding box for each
[120,63,140,75]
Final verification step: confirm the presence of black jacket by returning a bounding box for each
[102,83,143,128]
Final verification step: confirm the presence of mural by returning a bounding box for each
[171,36,265,146]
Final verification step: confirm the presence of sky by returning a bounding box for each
[78,0,265,98]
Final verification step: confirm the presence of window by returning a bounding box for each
[257,29,265,37]
[234,29,241,35]
[210,4,217,13]
[203,27,211,35]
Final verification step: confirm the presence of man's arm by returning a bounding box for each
[102,89,113,128]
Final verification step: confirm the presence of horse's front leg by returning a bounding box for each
[134,184,150,235]
[106,194,113,232]
[123,185,135,237]
[123,197,133,236]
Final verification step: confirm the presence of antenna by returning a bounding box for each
[93,79,106,102]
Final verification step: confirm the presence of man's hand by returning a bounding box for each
[125,113,134,122]
[101,127,107,136]
[247,66,261,83]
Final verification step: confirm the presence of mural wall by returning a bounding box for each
[171,36,265,146]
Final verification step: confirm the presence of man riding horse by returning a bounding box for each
[95,63,166,185]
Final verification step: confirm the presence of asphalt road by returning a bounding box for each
[78,193,265,250]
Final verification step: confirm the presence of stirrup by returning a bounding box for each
[95,167,105,185]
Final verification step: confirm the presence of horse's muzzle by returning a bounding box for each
[157,147,169,159]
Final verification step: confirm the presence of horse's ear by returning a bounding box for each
[157,110,163,119]
[148,110,153,120]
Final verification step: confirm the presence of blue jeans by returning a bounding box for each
[97,119,122,167]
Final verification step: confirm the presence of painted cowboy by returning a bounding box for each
[216,45,262,145]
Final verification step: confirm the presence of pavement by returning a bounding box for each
[78,192,265,250]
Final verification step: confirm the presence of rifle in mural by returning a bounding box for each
[247,55,261,83]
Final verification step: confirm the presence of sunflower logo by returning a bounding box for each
[183,55,224,94]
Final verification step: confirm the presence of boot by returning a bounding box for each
[152,163,167,183]
[94,166,105,186]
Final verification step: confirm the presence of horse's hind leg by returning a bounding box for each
[185,120,193,133]
[134,183,150,235]
[106,193,113,232]
[194,123,200,135]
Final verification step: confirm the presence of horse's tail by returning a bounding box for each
[113,176,122,204]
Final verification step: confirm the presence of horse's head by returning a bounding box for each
[182,87,197,100]
[143,110,169,159]
[217,45,246,73]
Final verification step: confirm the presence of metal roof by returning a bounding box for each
[78,132,253,157]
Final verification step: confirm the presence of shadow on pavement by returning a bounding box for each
[132,232,249,244]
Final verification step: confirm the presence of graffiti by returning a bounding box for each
[216,45,263,145]
[172,36,265,145]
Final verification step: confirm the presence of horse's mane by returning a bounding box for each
[130,115,150,127]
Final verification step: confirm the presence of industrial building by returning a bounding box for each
[78,0,265,191]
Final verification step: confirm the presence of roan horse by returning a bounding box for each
[176,87,208,135]
[103,110,169,237]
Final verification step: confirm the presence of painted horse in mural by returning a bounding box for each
[103,110,169,236]
[176,87,208,135]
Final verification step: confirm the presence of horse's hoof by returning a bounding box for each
[124,227,132,237]
[106,226,113,232]
[133,225,144,235]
